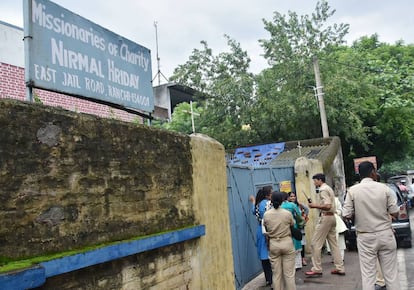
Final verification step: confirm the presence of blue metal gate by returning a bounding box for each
[227,165,295,290]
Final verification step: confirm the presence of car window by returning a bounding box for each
[386,184,402,204]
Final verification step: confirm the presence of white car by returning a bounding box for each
[387,175,413,206]
[407,184,414,207]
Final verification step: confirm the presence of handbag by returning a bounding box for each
[290,226,302,240]
[294,211,305,229]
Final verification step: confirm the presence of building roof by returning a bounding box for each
[152,82,204,120]
[227,137,341,170]
[271,137,340,169]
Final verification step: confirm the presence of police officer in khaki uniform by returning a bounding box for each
[343,161,399,290]
[263,191,296,290]
[305,173,345,277]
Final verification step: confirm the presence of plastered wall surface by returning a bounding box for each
[294,156,324,253]
[0,99,235,289]
[190,133,236,290]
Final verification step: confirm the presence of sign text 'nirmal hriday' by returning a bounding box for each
[24,0,154,113]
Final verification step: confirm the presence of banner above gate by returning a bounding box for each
[228,142,285,167]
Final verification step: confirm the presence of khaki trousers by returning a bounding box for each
[376,258,385,287]
[268,236,296,290]
[357,229,400,290]
[310,215,344,273]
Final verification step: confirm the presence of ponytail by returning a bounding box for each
[271,191,286,209]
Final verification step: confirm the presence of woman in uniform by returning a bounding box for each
[263,191,296,290]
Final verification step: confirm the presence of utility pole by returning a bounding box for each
[154,21,160,85]
[152,21,168,85]
[312,56,329,138]
[184,101,200,133]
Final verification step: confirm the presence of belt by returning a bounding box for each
[321,212,334,216]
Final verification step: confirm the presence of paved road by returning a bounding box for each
[242,250,361,290]
[397,208,414,289]
[243,208,414,290]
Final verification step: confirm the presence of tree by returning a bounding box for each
[313,36,414,179]
[166,1,414,184]
[354,37,414,162]
[259,0,349,64]
[152,102,204,135]
[253,0,350,141]
[170,35,257,148]
[256,1,414,181]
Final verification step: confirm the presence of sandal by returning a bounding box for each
[331,269,346,276]
[305,271,322,277]
[302,258,307,266]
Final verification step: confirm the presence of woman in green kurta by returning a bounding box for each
[281,192,304,269]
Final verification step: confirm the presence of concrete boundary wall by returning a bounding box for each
[294,140,346,255]
[294,156,324,252]
[0,99,235,289]
[191,133,236,289]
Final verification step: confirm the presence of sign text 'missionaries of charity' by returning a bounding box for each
[24,0,154,113]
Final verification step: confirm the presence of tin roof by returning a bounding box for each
[271,137,340,170]
[271,144,328,167]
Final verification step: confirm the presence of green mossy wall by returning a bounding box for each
[0,99,194,259]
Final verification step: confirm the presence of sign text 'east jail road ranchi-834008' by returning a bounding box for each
[24,0,154,113]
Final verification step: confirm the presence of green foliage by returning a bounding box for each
[167,0,414,184]
[253,0,351,143]
[162,102,203,134]
[33,93,43,104]
[259,0,349,63]
[343,38,414,163]
[380,156,414,177]
[171,35,257,147]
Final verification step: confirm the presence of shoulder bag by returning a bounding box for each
[290,226,302,240]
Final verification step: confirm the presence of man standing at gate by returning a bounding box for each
[343,161,400,289]
[305,173,345,277]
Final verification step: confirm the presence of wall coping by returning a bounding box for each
[0,225,205,290]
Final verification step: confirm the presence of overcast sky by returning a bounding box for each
[1,0,413,83]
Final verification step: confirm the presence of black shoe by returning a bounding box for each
[374,284,386,290]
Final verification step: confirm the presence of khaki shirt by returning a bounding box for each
[263,207,294,239]
[342,178,399,233]
[318,183,336,214]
